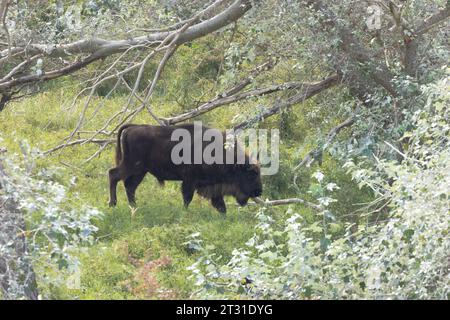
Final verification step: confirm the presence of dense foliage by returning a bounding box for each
[0,143,101,299]
[188,74,450,299]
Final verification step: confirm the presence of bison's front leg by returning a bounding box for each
[211,196,226,214]
[181,180,195,208]
[125,173,146,207]
[108,167,121,207]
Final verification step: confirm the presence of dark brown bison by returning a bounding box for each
[108,123,262,213]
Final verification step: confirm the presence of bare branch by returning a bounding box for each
[294,116,355,170]
[45,0,252,156]
[414,3,450,36]
[0,54,42,82]
[233,75,339,130]
[162,59,278,124]
[44,138,114,155]
[0,0,253,93]
[0,53,103,92]
[165,81,305,125]
[250,196,321,211]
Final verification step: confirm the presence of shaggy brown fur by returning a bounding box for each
[108,123,262,213]
[197,181,250,207]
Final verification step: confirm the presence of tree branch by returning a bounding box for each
[44,138,114,155]
[250,196,321,211]
[414,3,450,37]
[404,2,450,76]
[233,74,339,130]
[294,116,355,170]
[0,0,252,93]
[162,59,280,124]
[304,0,399,97]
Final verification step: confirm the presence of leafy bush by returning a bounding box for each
[187,74,450,299]
[0,142,102,299]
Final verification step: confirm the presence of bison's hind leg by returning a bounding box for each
[181,181,195,209]
[124,173,146,207]
[211,196,226,214]
[108,167,121,207]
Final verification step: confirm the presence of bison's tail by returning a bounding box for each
[115,124,137,165]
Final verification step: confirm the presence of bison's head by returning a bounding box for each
[234,163,262,206]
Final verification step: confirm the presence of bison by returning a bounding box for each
[108,123,262,213]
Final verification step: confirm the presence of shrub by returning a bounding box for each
[0,142,102,299]
[187,74,450,299]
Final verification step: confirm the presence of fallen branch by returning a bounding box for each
[233,74,339,130]
[250,196,321,211]
[46,1,238,157]
[162,59,277,124]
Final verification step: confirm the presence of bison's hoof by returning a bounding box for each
[183,199,193,210]
[108,200,117,207]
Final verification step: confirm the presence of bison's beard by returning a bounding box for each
[197,182,250,206]
[235,194,250,206]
